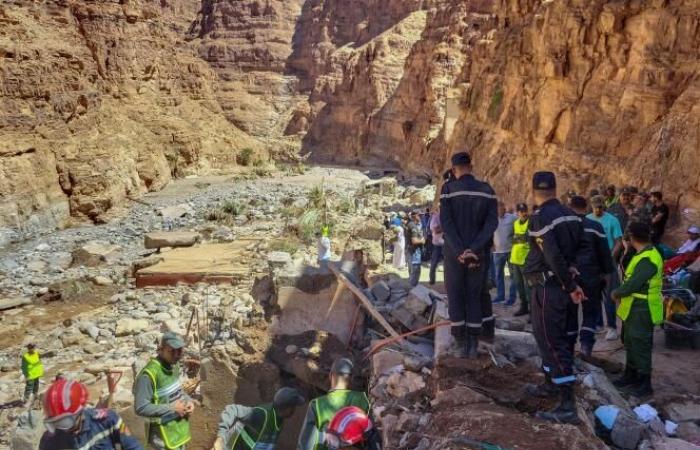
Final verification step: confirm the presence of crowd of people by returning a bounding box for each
[437,150,687,425]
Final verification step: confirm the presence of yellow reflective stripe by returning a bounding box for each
[631,293,648,299]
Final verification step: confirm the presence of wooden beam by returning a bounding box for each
[325,282,346,320]
[329,264,401,339]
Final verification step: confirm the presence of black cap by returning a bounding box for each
[570,196,587,210]
[451,152,471,167]
[442,169,454,182]
[330,357,354,376]
[515,203,528,212]
[272,387,306,410]
[627,221,651,242]
[27,343,35,349]
[532,171,556,190]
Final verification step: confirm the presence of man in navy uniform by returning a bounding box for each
[569,196,614,358]
[524,172,586,424]
[440,152,498,358]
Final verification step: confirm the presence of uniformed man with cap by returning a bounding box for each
[298,358,376,450]
[134,332,195,450]
[523,172,585,424]
[569,196,614,358]
[439,151,498,358]
[212,387,306,450]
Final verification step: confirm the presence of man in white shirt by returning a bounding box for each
[677,226,700,254]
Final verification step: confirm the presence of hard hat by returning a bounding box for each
[43,379,89,431]
[330,358,354,376]
[328,406,373,446]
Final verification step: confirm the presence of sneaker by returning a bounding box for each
[605,328,619,341]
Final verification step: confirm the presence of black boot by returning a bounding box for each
[513,302,529,317]
[629,374,654,398]
[449,329,467,358]
[465,334,479,359]
[480,321,495,344]
[613,366,639,389]
[526,372,559,398]
[536,384,579,424]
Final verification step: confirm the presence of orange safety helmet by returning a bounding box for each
[43,379,89,432]
[327,406,373,447]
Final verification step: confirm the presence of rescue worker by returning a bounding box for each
[510,203,531,317]
[611,222,664,397]
[523,172,585,424]
[40,378,143,450]
[134,332,195,450]
[211,387,306,450]
[569,196,614,358]
[324,406,381,450]
[439,151,498,358]
[21,343,43,404]
[297,358,372,450]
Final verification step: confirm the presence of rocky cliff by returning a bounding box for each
[2,0,699,243]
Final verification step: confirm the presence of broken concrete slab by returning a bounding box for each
[432,385,492,407]
[495,316,527,332]
[72,241,121,267]
[610,412,645,449]
[0,297,31,311]
[665,401,700,423]
[130,255,164,276]
[390,302,428,331]
[372,351,404,378]
[144,231,201,249]
[403,285,434,315]
[385,371,426,398]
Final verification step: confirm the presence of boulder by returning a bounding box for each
[665,401,700,423]
[10,411,43,450]
[403,285,434,315]
[493,329,539,361]
[610,412,646,449]
[159,204,194,220]
[90,275,113,286]
[134,331,161,350]
[385,371,426,398]
[144,231,201,249]
[60,327,85,347]
[389,302,428,331]
[115,319,149,336]
[268,251,293,269]
[72,241,121,267]
[370,281,391,303]
[47,252,73,271]
[0,297,31,311]
[131,255,164,275]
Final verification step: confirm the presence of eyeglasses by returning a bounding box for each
[44,414,78,433]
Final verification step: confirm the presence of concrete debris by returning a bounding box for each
[492,329,539,361]
[10,411,43,450]
[144,231,201,249]
[72,241,122,267]
[432,386,492,407]
[385,371,426,398]
[115,318,150,336]
[665,402,700,423]
[610,411,646,449]
[267,251,293,269]
[370,281,391,303]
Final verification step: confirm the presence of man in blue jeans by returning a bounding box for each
[429,207,444,285]
[587,195,624,341]
[407,211,425,286]
[492,202,517,304]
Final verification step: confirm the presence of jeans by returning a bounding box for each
[599,269,620,330]
[429,245,443,284]
[492,252,517,303]
[409,263,422,286]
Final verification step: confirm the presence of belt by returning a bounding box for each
[524,271,556,287]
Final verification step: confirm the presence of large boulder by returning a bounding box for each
[144,232,201,249]
[72,241,121,267]
[115,319,150,336]
[10,411,43,450]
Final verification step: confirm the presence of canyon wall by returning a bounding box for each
[2,0,699,243]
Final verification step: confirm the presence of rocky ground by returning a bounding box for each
[0,166,434,449]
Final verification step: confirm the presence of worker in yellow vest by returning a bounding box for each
[297,358,379,450]
[611,222,664,397]
[510,203,530,317]
[21,343,43,405]
[134,332,195,450]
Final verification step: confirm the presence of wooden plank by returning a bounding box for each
[329,264,401,339]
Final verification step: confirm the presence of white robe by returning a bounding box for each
[392,226,406,269]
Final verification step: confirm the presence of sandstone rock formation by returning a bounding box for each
[2,0,699,243]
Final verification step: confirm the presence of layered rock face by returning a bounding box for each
[0,0,260,243]
[2,0,699,242]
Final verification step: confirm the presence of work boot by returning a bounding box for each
[480,322,495,344]
[465,334,479,359]
[525,373,559,398]
[613,367,639,389]
[513,302,529,317]
[629,374,654,398]
[536,385,579,424]
[448,332,467,358]
[579,342,593,359]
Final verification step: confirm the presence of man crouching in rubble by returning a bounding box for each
[134,332,195,450]
[211,387,305,450]
[297,358,381,450]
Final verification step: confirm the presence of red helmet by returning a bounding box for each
[328,406,373,446]
[43,379,89,431]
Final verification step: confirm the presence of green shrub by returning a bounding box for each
[297,209,322,243]
[253,167,271,177]
[222,200,245,216]
[269,239,300,255]
[307,184,326,209]
[237,148,255,166]
[205,209,228,222]
[336,197,355,214]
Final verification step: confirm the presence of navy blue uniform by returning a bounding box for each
[40,408,143,450]
[440,174,498,337]
[524,198,584,385]
[577,217,614,350]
